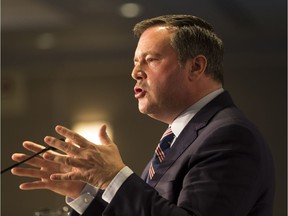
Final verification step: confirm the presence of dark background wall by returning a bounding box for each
[1,0,286,215]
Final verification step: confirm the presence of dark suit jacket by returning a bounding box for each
[71,91,275,216]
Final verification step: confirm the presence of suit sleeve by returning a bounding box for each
[104,173,194,216]
[70,190,108,216]
[101,124,273,216]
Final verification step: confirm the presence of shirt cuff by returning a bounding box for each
[66,184,99,215]
[102,166,134,203]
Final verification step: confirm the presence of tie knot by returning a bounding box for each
[160,127,174,141]
[159,127,175,149]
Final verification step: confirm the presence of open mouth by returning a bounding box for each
[134,87,146,99]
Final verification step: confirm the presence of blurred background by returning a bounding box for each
[1,0,286,215]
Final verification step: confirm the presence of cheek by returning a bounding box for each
[147,64,187,97]
[149,77,167,97]
[165,73,189,98]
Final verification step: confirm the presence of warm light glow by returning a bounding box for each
[36,33,55,49]
[72,121,113,144]
[119,3,142,18]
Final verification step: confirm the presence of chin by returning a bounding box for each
[137,99,161,117]
[138,103,155,116]
[138,100,149,113]
[138,106,149,115]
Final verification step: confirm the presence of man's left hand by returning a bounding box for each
[43,124,126,189]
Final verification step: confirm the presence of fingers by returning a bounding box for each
[43,153,69,166]
[98,124,113,145]
[22,141,59,158]
[55,124,113,146]
[18,181,47,190]
[23,141,46,153]
[46,125,112,156]
[55,125,90,148]
[50,171,86,182]
[44,136,81,156]
[12,149,64,168]
[43,152,96,169]
[14,125,118,186]
[11,167,50,179]
[12,153,47,168]
[50,172,75,181]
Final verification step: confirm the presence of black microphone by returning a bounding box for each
[1,146,58,174]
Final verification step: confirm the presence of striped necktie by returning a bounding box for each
[148,127,175,181]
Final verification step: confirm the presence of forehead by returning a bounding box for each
[135,26,174,56]
[139,26,172,44]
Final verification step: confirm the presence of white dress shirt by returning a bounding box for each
[67,88,224,214]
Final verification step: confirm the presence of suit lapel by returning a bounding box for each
[141,160,150,180]
[147,91,235,187]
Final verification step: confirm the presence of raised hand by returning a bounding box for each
[43,124,126,189]
[11,141,85,199]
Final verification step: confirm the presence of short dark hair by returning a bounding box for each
[133,15,224,84]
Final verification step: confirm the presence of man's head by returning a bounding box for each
[133,15,224,84]
[132,15,224,123]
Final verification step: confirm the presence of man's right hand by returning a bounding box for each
[11,141,85,199]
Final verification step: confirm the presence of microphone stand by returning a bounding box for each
[1,146,57,174]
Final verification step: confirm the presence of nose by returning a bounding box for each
[131,65,146,81]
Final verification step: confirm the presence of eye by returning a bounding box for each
[146,58,156,63]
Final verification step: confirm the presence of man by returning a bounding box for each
[11,15,275,216]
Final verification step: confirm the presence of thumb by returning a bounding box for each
[99,124,112,145]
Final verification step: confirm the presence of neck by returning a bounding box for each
[151,85,223,124]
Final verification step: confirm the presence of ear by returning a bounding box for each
[187,55,207,81]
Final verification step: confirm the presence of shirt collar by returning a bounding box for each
[170,88,224,137]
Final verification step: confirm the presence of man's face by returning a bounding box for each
[132,26,191,123]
